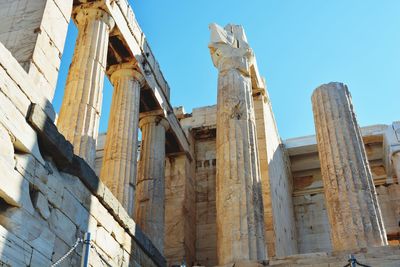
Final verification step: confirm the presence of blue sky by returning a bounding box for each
[53,0,400,139]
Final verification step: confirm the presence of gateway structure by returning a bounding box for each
[0,1,398,266]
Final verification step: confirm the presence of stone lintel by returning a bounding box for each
[100,0,193,162]
[285,124,388,157]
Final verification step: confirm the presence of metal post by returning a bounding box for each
[81,232,91,267]
[349,254,356,267]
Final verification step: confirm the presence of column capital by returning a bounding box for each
[75,6,115,30]
[208,23,254,76]
[139,115,170,131]
[109,63,145,86]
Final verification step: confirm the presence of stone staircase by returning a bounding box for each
[213,246,400,267]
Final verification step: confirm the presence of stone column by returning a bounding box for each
[209,23,266,265]
[135,115,169,253]
[100,64,143,217]
[57,6,114,167]
[312,82,387,251]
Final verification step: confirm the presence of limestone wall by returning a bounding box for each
[288,134,400,253]
[376,184,400,246]
[194,139,217,266]
[254,93,298,257]
[165,154,196,266]
[0,42,164,267]
[291,167,332,253]
[0,0,72,101]
[179,106,218,266]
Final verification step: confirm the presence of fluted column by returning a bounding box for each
[135,115,169,253]
[209,23,266,265]
[57,6,114,167]
[100,64,143,217]
[312,82,387,251]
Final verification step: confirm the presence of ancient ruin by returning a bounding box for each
[0,1,398,266]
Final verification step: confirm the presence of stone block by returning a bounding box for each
[61,188,90,230]
[32,191,50,220]
[0,66,31,116]
[90,194,116,233]
[40,0,69,52]
[0,89,44,164]
[0,42,55,120]
[30,249,52,267]
[48,208,77,246]
[27,103,74,168]
[0,225,32,266]
[30,227,56,260]
[51,237,70,266]
[95,226,120,260]
[61,155,102,197]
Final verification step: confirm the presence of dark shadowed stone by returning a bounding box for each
[26,103,73,167]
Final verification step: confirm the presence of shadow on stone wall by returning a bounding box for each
[0,97,165,265]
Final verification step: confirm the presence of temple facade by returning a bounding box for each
[0,1,398,266]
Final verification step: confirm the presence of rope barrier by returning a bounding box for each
[51,238,82,267]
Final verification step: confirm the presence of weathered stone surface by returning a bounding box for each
[0,125,24,207]
[33,191,51,220]
[135,115,169,254]
[0,225,32,266]
[209,23,266,265]
[253,89,298,258]
[0,0,72,101]
[192,138,218,267]
[61,154,101,196]
[100,64,142,217]
[0,42,55,120]
[311,82,388,251]
[164,154,196,266]
[293,193,332,254]
[48,208,77,246]
[383,122,400,183]
[57,6,114,167]
[27,103,74,168]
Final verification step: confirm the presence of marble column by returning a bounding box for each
[135,115,169,253]
[312,82,387,251]
[100,64,143,217]
[57,6,114,167]
[209,23,266,265]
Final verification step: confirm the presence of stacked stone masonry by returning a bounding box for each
[0,0,399,267]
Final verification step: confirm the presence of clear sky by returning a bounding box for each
[53,0,400,139]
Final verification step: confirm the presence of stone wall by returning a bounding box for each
[180,106,218,266]
[253,92,298,257]
[376,184,400,246]
[0,42,164,267]
[0,0,72,101]
[194,139,217,266]
[165,153,196,266]
[289,135,400,253]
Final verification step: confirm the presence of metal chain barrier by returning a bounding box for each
[343,254,371,267]
[51,238,83,267]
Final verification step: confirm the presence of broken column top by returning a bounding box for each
[208,23,254,74]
